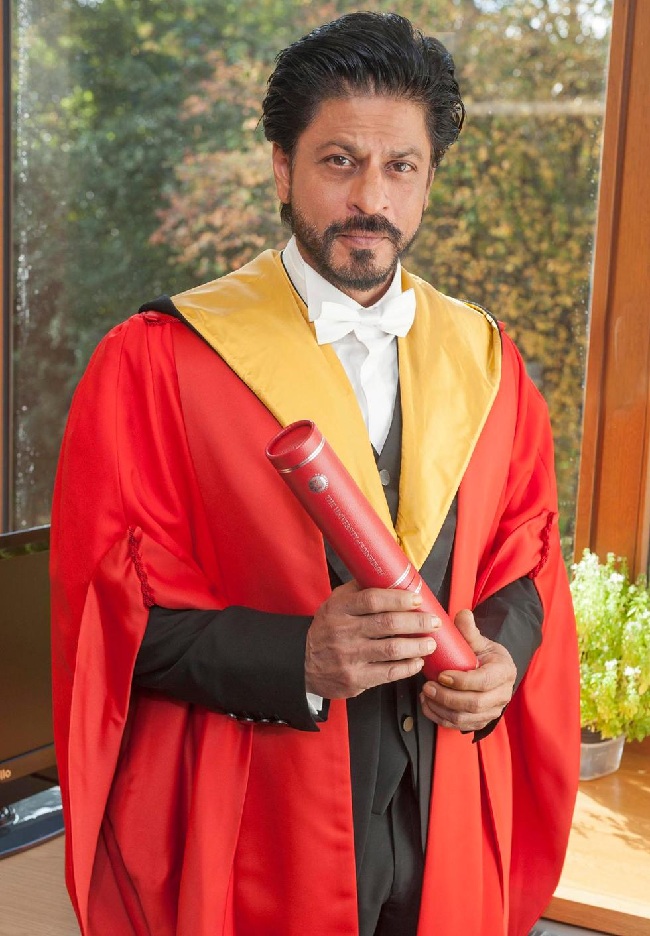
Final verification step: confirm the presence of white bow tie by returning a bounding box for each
[313,288,416,345]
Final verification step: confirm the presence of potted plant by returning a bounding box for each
[570,549,650,779]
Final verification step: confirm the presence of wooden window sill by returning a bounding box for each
[545,736,650,936]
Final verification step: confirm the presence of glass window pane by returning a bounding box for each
[11,0,612,550]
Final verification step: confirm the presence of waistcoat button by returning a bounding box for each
[401,715,415,733]
[379,468,390,486]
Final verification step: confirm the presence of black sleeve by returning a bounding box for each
[133,605,320,732]
[473,575,544,693]
[471,574,544,741]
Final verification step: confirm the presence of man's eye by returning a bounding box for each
[392,162,414,173]
[328,155,353,167]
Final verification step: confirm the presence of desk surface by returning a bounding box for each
[0,834,77,936]
[1,740,649,936]
[546,736,650,936]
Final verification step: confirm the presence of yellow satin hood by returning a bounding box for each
[172,250,501,570]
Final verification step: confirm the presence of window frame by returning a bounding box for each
[574,0,650,576]
[1,0,10,531]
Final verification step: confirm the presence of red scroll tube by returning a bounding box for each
[266,420,477,679]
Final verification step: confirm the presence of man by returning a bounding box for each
[51,12,580,936]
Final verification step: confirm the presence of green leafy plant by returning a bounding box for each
[571,550,650,741]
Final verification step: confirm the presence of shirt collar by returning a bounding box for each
[282,235,403,322]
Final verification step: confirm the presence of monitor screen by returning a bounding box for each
[0,526,55,785]
[0,525,64,857]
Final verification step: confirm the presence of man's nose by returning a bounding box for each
[348,166,389,215]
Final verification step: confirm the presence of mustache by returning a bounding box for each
[325,215,403,243]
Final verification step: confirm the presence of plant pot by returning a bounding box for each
[580,728,625,780]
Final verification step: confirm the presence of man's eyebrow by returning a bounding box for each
[315,139,359,154]
[388,147,426,160]
[315,140,426,160]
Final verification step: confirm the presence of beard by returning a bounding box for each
[287,206,421,294]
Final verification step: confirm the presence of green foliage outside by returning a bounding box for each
[571,550,650,742]
[12,0,612,533]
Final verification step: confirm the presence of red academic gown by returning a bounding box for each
[51,258,579,936]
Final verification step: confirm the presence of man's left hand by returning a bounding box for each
[419,609,517,732]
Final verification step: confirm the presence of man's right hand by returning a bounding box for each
[305,580,440,699]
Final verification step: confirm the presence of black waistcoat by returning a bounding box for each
[325,393,457,865]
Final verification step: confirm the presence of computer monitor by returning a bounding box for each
[0,525,63,856]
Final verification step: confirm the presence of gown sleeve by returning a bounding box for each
[50,314,254,927]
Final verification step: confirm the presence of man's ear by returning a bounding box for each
[272,143,291,204]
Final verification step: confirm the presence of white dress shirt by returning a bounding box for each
[282,235,402,453]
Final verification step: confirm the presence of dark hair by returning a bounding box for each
[262,11,465,170]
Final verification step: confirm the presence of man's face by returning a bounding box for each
[272,94,434,306]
